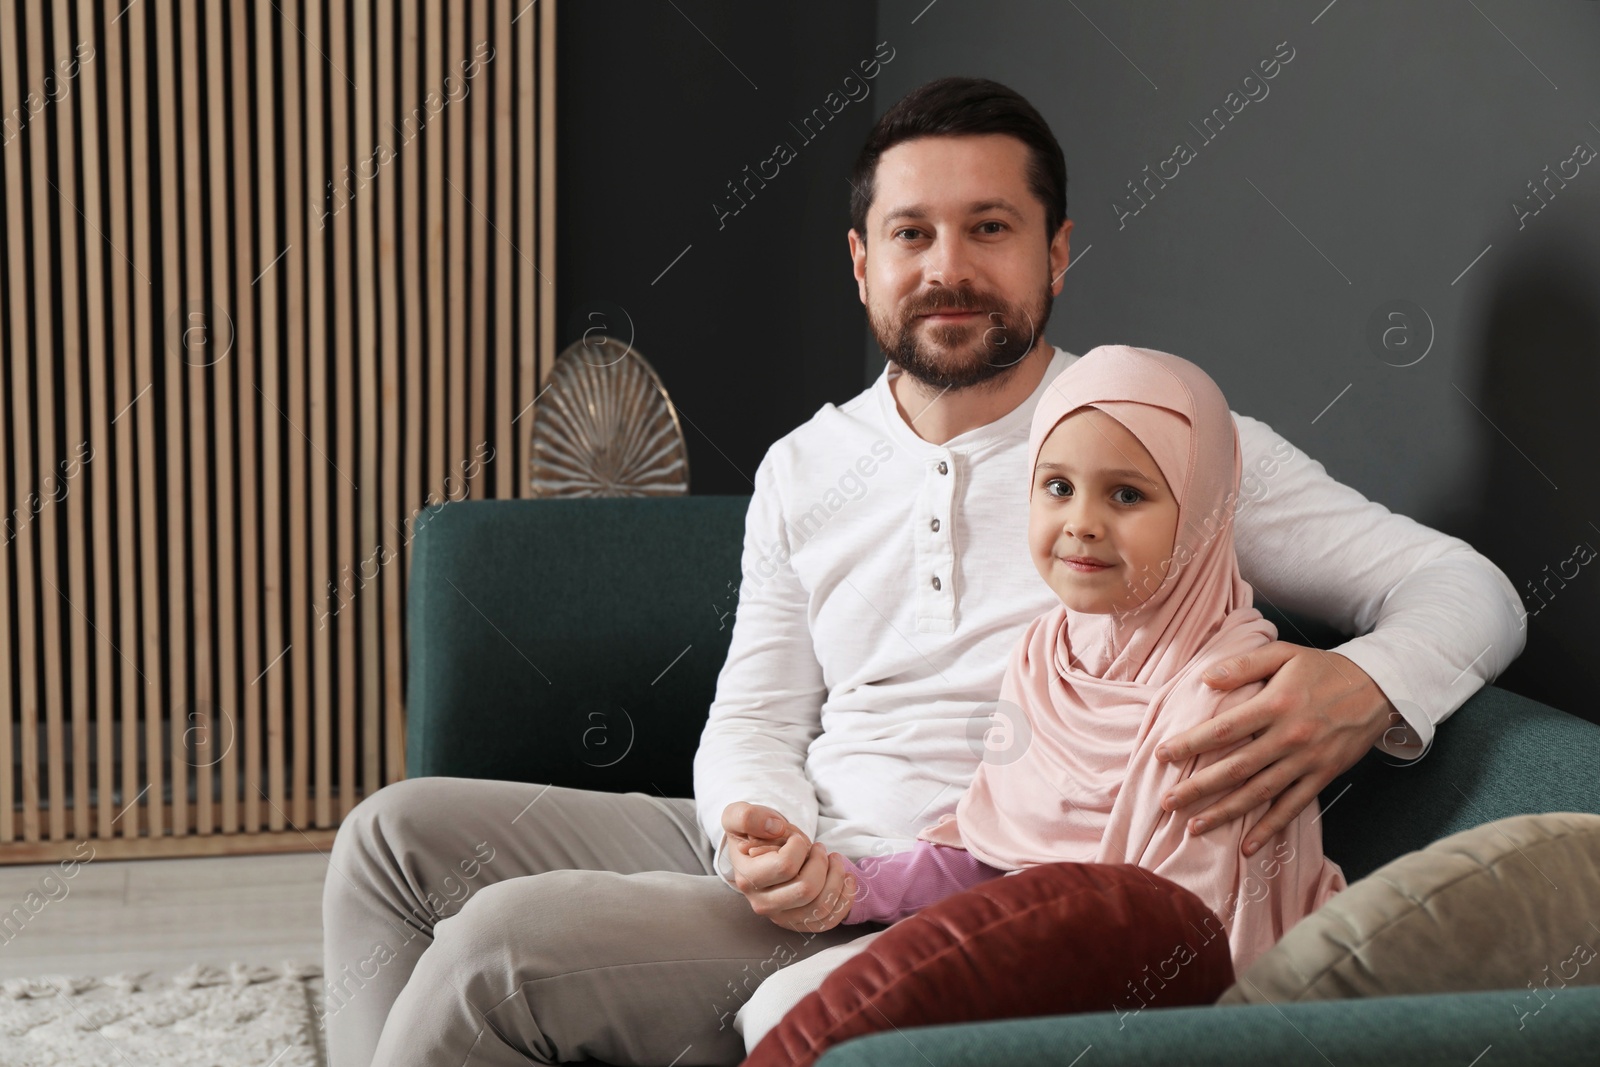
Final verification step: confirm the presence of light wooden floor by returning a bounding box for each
[0,849,327,981]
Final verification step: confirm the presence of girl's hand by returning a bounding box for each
[735,839,856,932]
[721,803,857,930]
[755,844,856,933]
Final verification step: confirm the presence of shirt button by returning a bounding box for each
[930,518,940,532]
[931,575,941,590]
[937,461,948,475]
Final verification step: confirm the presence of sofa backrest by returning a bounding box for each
[407,497,1600,880]
[407,496,750,798]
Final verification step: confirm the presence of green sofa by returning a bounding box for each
[406,497,1600,1067]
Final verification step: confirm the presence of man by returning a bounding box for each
[323,76,1523,1067]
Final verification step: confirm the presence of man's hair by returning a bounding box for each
[849,76,1068,247]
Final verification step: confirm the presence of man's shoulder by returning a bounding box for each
[1230,408,1300,461]
[759,376,890,476]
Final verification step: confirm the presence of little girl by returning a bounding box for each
[735,344,1346,1049]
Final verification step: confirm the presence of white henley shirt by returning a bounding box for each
[693,345,1526,884]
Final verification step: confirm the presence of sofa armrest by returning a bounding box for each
[1313,683,1600,879]
[817,985,1600,1066]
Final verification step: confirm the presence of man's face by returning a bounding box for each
[1028,408,1180,616]
[850,134,1072,391]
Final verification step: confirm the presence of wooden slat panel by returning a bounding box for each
[177,0,212,839]
[70,0,114,840]
[153,0,189,839]
[101,0,142,844]
[0,0,22,848]
[424,0,446,566]
[0,0,558,860]
[307,0,333,829]
[51,0,90,844]
[539,0,556,388]
[128,0,165,842]
[280,0,310,832]
[204,0,238,836]
[353,0,381,806]
[517,0,535,499]
[24,0,67,844]
[466,0,489,502]
[414,0,446,826]
[231,0,261,838]
[278,0,308,831]
[0,229,10,841]
[377,0,403,791]
[446,0,466,516]
[398,0,423,722]
[329,0,359,832]
[254,0,284,833]
[493,0,513,501]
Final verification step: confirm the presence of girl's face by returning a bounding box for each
[1028,408,1180,616]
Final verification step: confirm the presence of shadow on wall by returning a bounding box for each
[1451,214,1600,725]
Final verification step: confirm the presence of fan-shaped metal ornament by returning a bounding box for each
[528,336,690,497]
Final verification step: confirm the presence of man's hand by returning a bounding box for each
[721,802,856,932]
[1153,643,1399,856]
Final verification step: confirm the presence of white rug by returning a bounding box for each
[0,961,324,1067]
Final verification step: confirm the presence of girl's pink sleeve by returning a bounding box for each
[838,840,1007,925]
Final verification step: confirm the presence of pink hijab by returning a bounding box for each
[918,344,1345,972]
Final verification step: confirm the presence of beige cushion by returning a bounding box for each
[1219,811,1600,1004]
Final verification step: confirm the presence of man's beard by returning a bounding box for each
[868,279,1054,392]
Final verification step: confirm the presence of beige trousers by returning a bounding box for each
[320,776,881,1067]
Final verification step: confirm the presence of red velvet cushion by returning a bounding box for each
[741,862,1234,1067]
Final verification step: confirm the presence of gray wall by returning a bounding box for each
[558,2,1598,718]
[868,0,1600,719]
[556,0,876,497]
